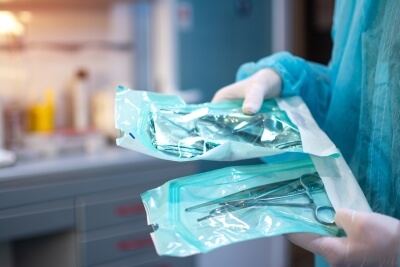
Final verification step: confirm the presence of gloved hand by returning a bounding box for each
[286,208,400,267]
[211,68,282,114]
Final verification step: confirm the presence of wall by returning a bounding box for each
[177,0,272,103]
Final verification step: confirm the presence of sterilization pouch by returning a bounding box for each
[141,155,371,257]
[115,86,339,161]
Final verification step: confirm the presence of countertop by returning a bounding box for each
[0,146,162,182]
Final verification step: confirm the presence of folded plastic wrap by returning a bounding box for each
[141,156,371,257]
[115,86,339,161]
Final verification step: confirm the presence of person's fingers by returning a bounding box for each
[285,232,323,252]
[286,232,348,265]
[242,69,281,114]
[334,208,354,230]
[211,79,247,103]
[254,68,282,98]
[335,208,384,238]
[242,82,266,114]
[288,211,400,267]
[312,236,349,266]
[212,68,282,115]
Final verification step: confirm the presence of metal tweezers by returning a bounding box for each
[185,173,336,225]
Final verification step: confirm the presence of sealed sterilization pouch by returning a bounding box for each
[141,156,371,257]
[115,86,339,161]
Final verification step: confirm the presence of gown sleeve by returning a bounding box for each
[235,51,333,126]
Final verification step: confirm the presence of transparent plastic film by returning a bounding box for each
[141,158,343,257]
[115,86,339,161]
[150,107,302,159]
[189,172,336,225]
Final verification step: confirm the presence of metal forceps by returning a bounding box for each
[152,109,302,156]
[195,113,302,149]
[186,173,336,225]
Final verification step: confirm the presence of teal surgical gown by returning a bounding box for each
[236,0,400,219]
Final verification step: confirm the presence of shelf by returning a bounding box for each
[0,0,137,10]
[0,41,134,52]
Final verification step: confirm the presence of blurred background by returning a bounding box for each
[0,0,333,266]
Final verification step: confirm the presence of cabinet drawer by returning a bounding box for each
[82,226,155,266]
[77,188,148,232]
[0,199,75,241]
[94,256,195,267]
[76,161,198,232]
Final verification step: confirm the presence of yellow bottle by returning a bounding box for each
[28,88,54,133]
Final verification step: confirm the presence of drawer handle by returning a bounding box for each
[117,237,153,251]
[114,203,145,217]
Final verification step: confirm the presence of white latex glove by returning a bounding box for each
[211,68,282,114]
[286,209,400,267]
